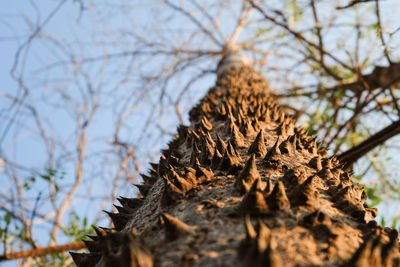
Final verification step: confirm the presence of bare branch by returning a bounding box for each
[250,0,355,76]
[374,0,392,64]
[337,0,376,10]
[338,120,400,168]
[323,63,400,93]
[0,241,85,262]
[164,0,224,48]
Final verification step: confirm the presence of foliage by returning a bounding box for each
[1,0,400,265]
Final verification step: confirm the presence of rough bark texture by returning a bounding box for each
[72,58,400,267]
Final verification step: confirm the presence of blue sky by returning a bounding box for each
[2,1,400,266]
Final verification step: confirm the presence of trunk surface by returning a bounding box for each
[71,61,400,267]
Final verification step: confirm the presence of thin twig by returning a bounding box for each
[0,241,85,262]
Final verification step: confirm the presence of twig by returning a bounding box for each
[336,0,375,10]
[164,0,223,47]
[374,0,392,64]
[250,0,354,77]
[0,241,85,262]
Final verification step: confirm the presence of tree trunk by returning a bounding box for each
[71,54,400,267]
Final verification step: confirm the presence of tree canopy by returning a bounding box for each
[1,0,400,265]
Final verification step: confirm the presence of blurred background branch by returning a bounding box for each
[1,0,400,265]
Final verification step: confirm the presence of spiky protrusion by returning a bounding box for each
[240,119,255,137]
[345,230,399,267]
[104,211,131,231]
[216,135,227,153]
[230,124,246,148]
[71,230,153,267]
[248,130,267,157]
[200,116,213,131]
[134,184,152,197]
[161,213,196,241]
[265,181,290,211]
[279,135,296,155]
[117,197,144,210]
[163,171,193,197]
[289,175,320,207]
[70,252,101,267]
[264,137,282,170]
[235,154,260,194]
[240,217,282,267]
[217,141,243,173]
[98,230,153,267]
[300,210,332,227]
[240,178,268,215]
[309,156,322,171]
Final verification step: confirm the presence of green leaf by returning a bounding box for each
[48,168,56,177]
[5,235,14,244]
[256,28,271,37]
[366,186,382,207]
[40,175,51,181]
[391,218,398,229]
[23,182,31,190]
[4,212,11,224]
[343,72,356,80]
[20,228,27,239]
[60,225,70,236]
[380,217,386,227]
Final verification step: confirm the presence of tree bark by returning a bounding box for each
[71,55,400,267]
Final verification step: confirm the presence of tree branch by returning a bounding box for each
[338,120,400,168]
[324,63,400,93]
[0,241,85,262]
[337,0,376,10]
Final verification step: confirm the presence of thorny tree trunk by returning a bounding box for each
[71,54,400,267]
